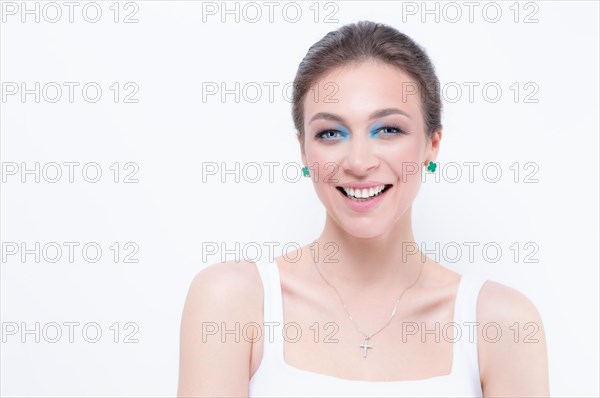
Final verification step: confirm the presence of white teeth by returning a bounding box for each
[341,185,387,199]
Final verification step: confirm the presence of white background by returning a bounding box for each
[1,1,598,397]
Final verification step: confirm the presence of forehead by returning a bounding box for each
[303,60,423,126]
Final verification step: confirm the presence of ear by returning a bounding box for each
[297,132,307,166]
[427,129,442,163]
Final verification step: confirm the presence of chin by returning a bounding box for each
[315,186,404,239]
[345,227,386,239]
[333,214,393,239]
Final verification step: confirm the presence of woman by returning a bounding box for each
[178,21,550,397]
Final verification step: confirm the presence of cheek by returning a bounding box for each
[379,138,426,184]
[380,136,424,164]
[305,143,344,182]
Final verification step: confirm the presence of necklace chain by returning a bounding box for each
[310,241,425,350]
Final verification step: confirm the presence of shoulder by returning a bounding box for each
[477,278,544,326]
[177,260,263,396]
[183,260,263,318]
[187,260,262,294]
[476,278,550,396]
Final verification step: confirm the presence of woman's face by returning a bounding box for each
[301,60,440,239]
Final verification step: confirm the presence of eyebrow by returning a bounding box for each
[308,108,411,125]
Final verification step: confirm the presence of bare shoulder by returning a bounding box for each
[180,260,264,341]
[177,260,263,397]
[476,279,550,397]
[185,260,263,307]
[478,279,544,323]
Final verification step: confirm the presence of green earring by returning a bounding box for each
[427,160,437,172]
[302,166,310,177]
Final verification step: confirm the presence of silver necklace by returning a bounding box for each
[310,244,425,358]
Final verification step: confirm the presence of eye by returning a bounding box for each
[372,125,406,136]
[316,129,347,141]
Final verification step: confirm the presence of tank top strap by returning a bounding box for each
[451,272,488,381]
[254,258,285,363]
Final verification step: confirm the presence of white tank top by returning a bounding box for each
[249,258,488,397]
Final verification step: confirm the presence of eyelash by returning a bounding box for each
[373,125,407,136]
[315,125,407,140]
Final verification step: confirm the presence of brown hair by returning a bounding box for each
[292,20,442,143]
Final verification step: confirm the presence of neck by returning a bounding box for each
[314,208,425,291]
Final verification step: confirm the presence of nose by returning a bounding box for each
[341,134,379,176]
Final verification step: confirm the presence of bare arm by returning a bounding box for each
[177,261,260,397]
[478,281,550,397]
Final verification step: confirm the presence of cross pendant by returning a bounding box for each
[360,337,372,358]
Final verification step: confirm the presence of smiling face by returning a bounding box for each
[300,59,441,239]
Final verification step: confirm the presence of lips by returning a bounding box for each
[336,184,393,201]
